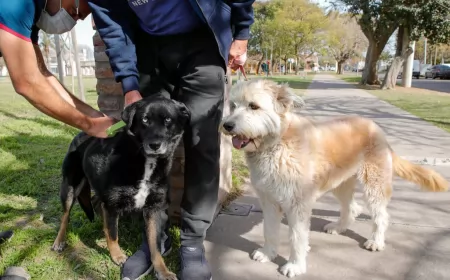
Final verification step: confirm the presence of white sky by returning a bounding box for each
[74,14,96,47]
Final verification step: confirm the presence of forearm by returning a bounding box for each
[46,75,104,118]
[89,0,140,95]
[18,75,93,132]
[229,0,255,40]
[33,45,103,118]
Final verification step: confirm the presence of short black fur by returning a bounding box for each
[52,95,190,279]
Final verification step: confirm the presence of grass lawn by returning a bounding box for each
[339,75,450,133]
[0,74,312,279]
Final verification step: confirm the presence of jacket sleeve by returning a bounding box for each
[88,0,139,95]
[228,0,255,40]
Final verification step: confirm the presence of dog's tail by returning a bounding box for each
[391,151,448,192]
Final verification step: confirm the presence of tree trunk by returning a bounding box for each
[337,61,345,74]
[295,56,300,75]
[401,29,415,88]
[361,41,383,85]
[381,47,413,89]
[256,55,264,75]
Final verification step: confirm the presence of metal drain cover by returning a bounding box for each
[220,202,253,216]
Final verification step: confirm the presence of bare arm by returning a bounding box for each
[33,44,104,118]
[0,29,115,135]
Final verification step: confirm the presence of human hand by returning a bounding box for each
[86,115,117,138]
[228,39,248,71]
[125,90,143,107]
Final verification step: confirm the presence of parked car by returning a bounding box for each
[424,65,450,79]
[442,68,450,79]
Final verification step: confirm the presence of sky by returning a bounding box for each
[74,14,96,48]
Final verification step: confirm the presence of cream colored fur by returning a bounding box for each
[220,79,449,278]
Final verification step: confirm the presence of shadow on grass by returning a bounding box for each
[0,129,153,279]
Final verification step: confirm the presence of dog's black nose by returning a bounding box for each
[223,122,235,132]
[148,143,161,151]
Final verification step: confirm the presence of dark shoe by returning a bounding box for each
[121,235,172,280]
[178,245,212,280]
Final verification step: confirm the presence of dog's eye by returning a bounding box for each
[249,102,259,110]
[142,117,148,123]
[164,117,172,124]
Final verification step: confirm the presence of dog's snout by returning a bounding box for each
[148,142,161,151]
[223,122,235,132]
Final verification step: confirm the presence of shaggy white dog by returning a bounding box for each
[220,79,448,278]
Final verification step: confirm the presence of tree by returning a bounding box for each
[334,0,401,85]
[248,1,281,74]
[39,32,55,67]
[325,12,367,74]
[381,0,450,89]
[279,0,328,74]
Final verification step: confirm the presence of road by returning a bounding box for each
[376,73,450,93]
[409,77,450,93]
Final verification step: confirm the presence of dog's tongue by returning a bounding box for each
[232,136,249,149]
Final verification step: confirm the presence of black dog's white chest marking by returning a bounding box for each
[134,158,156,208]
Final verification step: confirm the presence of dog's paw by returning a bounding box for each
[156,271,178,280]
[51,240,66,252]
[251,248,276,263]
[364,239,385,252]
[111,253,128,266]
[323,222,347,235]
[279,262,306,278]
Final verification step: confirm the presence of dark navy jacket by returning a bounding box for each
[88,0,255,95]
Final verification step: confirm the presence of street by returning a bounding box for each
[409,78,450,93]
[376,73,450,93]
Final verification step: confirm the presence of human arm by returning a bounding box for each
[229,0,255,40]
[33,44,105,118]
[228,0,255,69]
[88,0,142,106]
[0,29,115,137]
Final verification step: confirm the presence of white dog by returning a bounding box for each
[219,79,448,278]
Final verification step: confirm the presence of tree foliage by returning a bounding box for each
[250,0,328,73]
[334,0,450,86]
[325,12,367,74]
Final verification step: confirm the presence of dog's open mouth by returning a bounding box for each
[232,135,251,149]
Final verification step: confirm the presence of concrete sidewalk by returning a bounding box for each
[204,75,450,280]
[302,75,450,162]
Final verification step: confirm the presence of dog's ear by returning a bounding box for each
[121,101,140,136]
[173,100,191,126]
[272,83,305,113]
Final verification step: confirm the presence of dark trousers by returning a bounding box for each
[135,27,225,247]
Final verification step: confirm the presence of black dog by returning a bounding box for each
[51,95,190,280]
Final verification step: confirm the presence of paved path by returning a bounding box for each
[303,75,450,162]
[205,75,450,280]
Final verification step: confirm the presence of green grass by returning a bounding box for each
[0,77,180,280]
[0,75,311,279]
[338,75,450,133]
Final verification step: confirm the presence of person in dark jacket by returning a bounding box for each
[88,1,255,279]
